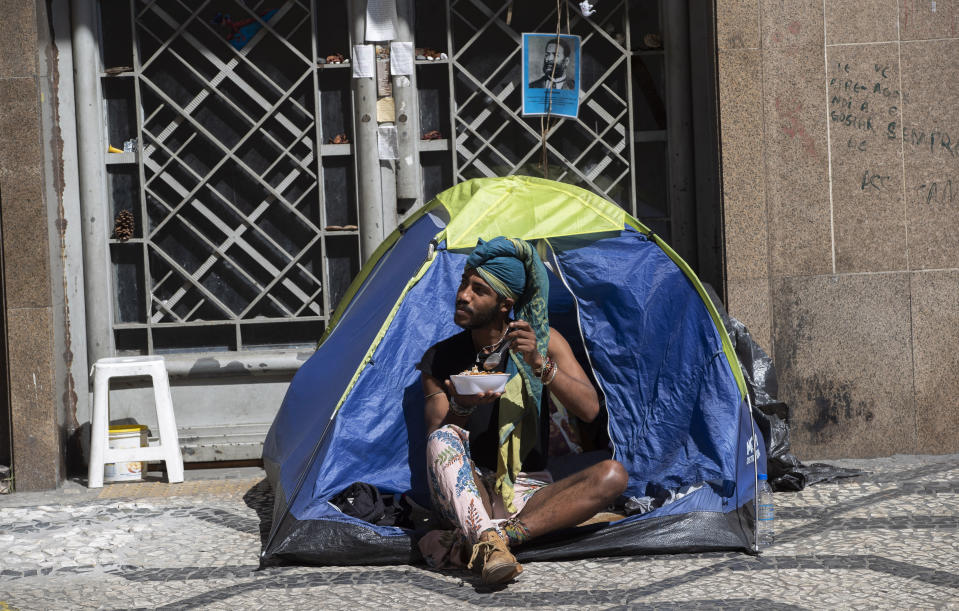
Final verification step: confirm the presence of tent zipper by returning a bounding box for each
[543,239,618,461]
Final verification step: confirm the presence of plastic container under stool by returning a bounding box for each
[104,425,149,482]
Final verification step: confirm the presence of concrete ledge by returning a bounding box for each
[159,350,315,379]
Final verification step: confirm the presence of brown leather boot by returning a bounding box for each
[467,530,523,585]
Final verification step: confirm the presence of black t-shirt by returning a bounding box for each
[417,330,550,473]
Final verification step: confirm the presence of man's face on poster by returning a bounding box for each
[542,41,569,79]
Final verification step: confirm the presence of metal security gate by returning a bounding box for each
[81,0,720,460]
[98,0,361,356]
[418,0,723,286]
[447,1,656,212]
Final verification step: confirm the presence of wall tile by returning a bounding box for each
[772,273,916,458]
[0,77,49,310]
[717,0,761,49]
[761,0,824,48]
[900,39,959,270]
[0,77,42,175]
[911,270,959,454]
[762,46,833,277]
[719,49,768,280]
[826,43,907,272]
[825,0,900,45]
[0,174,51,309]
[7,306,60,490]
[0,0,37,79]
[899,0,959,41]
[726,277,773,353]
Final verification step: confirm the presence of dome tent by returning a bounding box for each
[261,176,767,566]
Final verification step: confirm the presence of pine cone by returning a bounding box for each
[114,210,135,241]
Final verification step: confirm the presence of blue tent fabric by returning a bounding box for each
[548,231,743,497]
[261,202,767,566]
[309,249,464,507]
[263,213,445,508]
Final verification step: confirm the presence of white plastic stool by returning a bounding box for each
[88,356,184,488]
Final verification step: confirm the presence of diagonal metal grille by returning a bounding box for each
[103,0,668,354]
[106,0,360,353]
[138,0,320,319]
[447,0,666,217]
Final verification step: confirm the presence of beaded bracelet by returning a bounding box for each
[543,361,559,385]
[534,356,553,378]
[533,357,557,385]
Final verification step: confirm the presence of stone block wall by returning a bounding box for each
[0,0,64,489]
[717,0,959,458]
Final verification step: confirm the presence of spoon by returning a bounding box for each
[481,327,513,371]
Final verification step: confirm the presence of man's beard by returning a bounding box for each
[543,60,566,79]
[455,300,499,329]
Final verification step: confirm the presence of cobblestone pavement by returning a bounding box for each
[1,455,957,610]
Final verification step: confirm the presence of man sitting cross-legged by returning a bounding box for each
[417,236,628,585]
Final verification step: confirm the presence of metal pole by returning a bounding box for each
[52,0,91,432]
[688,0,725,295]
[663,0,697,266]
[393,0,422,205]
[71,0,116,364]
[350,0,386,263]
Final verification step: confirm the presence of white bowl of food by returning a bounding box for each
[450,371,510,395]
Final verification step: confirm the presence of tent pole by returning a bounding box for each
[747,394,760,553]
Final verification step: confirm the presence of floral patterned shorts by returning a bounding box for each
[418,424,551,568]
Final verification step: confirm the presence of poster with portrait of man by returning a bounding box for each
[522,33,581,118]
